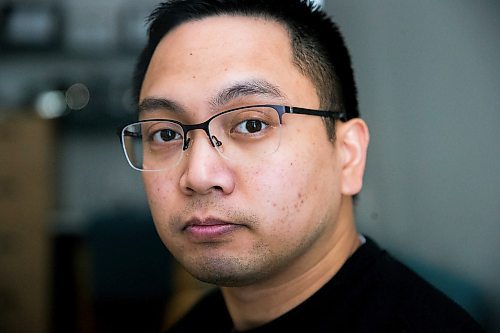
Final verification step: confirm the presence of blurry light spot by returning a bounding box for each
[35,91,66,119]
[6,6,58,46]
[66,83,90,110]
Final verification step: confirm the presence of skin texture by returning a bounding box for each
[140,15,370,330]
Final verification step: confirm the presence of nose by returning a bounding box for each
[179,131,235,196]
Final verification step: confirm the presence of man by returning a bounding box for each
[119,0,484,331]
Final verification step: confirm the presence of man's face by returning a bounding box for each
[140,16,345,286]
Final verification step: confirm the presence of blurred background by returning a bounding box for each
[0,0,498,332]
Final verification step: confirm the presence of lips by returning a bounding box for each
[183,217,243,241]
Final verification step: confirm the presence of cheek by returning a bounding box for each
[142,173,182,248]
[247,131,340,235]
[142,173,176,214]
[242,153,320,227]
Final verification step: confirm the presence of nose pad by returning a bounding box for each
[183,130,218,153]
[211,135,222,147]
[179,129,235,195]
[184,130,221,152]
[183,137,191,151]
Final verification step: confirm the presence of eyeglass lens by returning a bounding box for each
[122,106,282,171]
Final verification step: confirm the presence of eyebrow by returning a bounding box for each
[138,97,184,114]
[138,79,285,114]
[210,79,285,108]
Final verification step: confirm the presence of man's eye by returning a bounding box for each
[234,119,268,134]
[152,129,182,143]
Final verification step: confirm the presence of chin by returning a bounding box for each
[184,257,272,287]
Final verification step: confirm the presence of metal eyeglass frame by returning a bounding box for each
[118,104,347,170]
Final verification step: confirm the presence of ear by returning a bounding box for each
[336,119,370,196]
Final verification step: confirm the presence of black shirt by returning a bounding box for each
[166,237,484,332]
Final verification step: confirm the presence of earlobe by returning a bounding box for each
[338,119,370,196]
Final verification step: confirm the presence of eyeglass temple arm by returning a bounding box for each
[117,128,141,144]
[287,106,347,121]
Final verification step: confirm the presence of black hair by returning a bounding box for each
[133,0,359,135]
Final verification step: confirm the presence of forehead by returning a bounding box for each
[155,15,291,62]
[144,17,300,88]
[148,16,290,74]
[172,15,287,43]
[140,15,319,114]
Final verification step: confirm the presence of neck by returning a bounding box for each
[221,196,360,331]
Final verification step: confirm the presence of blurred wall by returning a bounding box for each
[0,0,159,224]
[325,1,499,332]
[1,1,163,332]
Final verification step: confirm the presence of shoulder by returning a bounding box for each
[165,288,232,333]
[350,237,485,332]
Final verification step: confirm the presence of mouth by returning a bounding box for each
[182,217,244,241]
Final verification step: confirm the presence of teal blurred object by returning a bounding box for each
[83,207,173,332]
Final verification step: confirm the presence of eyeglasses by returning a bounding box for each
[119,104,346,171]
